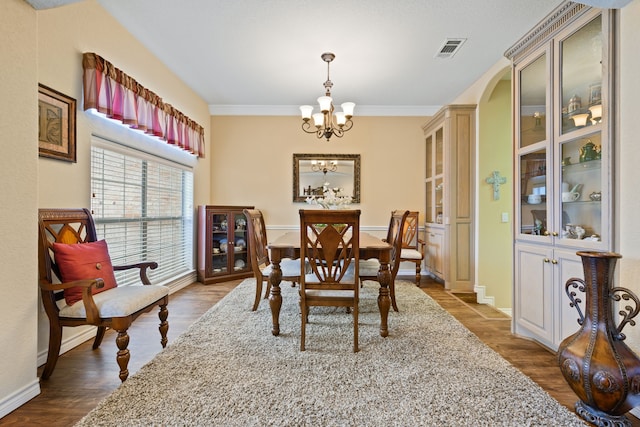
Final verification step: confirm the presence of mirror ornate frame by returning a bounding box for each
[293,153,361,203]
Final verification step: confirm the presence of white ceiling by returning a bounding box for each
[30,0,591,115]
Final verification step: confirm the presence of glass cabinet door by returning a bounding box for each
[517,49,549,238]
[231,212,249,273]
[211,212,229,274]
[425,135,433,223]
[519,149,548,235]
[435,128,444,175]
[425,181,433,223]
[560,15,603,135]
[555,11,607,247]
[520,54,547,148]
[426,135,433,179]
[558,133,603,242]
[434,178,443,224]
[425,128,444,225]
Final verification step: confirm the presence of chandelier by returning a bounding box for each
[310,160,338,175]
[299,53,355,141]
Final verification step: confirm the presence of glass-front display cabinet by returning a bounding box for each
[515,8,610,251]
[423,104,475,290]
[197,205,253,285]
[508,2,615,350]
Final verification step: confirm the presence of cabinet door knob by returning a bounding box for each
[552,259,558,264]
[543,231,550,236]
[552,231,559,236]
[544,258,550,263]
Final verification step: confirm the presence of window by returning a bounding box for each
[91,140,194,286]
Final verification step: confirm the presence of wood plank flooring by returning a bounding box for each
[2,276,638,426]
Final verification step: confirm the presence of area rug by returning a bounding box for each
[76,279,585,426]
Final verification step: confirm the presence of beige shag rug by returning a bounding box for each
[76,279,585,426]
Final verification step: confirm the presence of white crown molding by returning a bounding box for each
[209,104,442,117]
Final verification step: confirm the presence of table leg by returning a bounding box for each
[377,261,391,337]
[268,260,283,336]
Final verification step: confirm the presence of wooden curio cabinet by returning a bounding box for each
[198,205,254,284]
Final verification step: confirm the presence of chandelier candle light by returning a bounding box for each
[300,53,355,141]
[311,160,338,175]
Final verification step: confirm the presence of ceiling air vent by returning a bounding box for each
[435,38,466,59]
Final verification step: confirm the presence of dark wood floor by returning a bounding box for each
[3,275,638,426]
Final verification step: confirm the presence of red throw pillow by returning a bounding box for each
[52,240,118,306]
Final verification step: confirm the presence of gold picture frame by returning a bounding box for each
[38,84,76,162]
[293,153,361,203]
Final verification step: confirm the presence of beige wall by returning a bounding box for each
[476,77,514,310]
[0,0,41,415]
[34,0,212,396]
[209,115,426,231]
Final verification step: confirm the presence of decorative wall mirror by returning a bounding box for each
[293,153,361,203]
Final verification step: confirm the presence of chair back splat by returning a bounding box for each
[359,210,409,311]
[38,208,169,382]
[244,208,305,311]
[298,209,360,352]
[399,211,425,284]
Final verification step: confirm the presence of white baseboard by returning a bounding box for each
[37,326,97,367]
[474,284,495,305]
[474,284,512,317]
[0,378,40,419]
[497,307,513,317]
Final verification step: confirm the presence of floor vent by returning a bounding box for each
[435,38,466,58]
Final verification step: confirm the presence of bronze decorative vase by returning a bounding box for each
[558,251,640,426]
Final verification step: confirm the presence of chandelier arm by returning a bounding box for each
[301,121,319,135]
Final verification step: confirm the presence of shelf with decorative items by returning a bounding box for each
[507,2,616,351]
[198,205,254,285]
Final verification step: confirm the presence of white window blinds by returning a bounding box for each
[91,142,194,286]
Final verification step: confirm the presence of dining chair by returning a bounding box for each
[398,211,425,284]
[244,208,308,311]
[38,208,169,382]
[299,209,360,352]
[359,210,409,312]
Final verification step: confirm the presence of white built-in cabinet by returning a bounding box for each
[506,2,616,350]
[423,105,476,291]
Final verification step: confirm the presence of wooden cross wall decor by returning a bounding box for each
[486,171,507,200]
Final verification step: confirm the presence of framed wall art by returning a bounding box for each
[38,84,76,162]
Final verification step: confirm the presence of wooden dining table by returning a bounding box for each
[267,231,393,337]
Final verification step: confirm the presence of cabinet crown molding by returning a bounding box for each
[505,1,590,61]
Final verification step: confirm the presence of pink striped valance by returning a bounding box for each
[82,52,205,158]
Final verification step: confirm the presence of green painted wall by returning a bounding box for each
[477,78,513,310]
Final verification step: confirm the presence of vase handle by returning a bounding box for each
[610,287,640,340]
[565,278,586,325]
